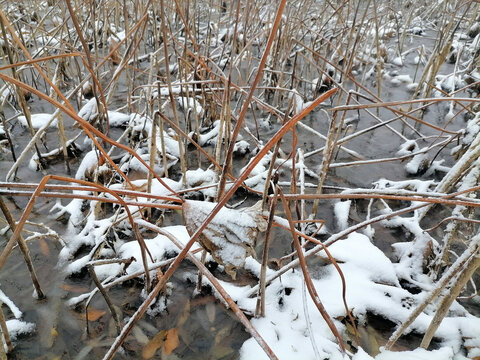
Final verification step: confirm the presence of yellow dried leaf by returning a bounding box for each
[81,309,106,322]
[142,330,166,359]
[39,238,50,256]
[176,300,190,327]
[50,327,58,338]
[164,328,179,355]
[206,302,216,324]
[60,284,89,293]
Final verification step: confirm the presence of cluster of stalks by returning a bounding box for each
[0,0,480,358]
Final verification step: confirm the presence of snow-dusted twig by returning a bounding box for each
[386,234,480,349]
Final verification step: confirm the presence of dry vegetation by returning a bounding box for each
[0,0,480,359]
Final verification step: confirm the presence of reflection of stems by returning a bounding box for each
[0,196,45,299]
[0,112,16,164]
[88,265,121,335]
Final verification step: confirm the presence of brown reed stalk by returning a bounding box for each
[278,186,346,352]
[135,220,279,360]
[216,0,288,199]
[102,88,338,359]
[88,264,121,335]
[0,176,157,291]
[0,302,12,355]
[256,174,279,318]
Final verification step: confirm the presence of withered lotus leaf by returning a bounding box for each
[182,200,267,279]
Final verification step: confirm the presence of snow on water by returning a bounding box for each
[6,319,35,341]
[18,113,58,129]
[78,98,97,122]
[0,289,35,349]
[184,168,217,198]
[118,225,195,276]
[106,111,130,127]
[353,347,454,360]
[178,96,204,117]
[235,232,480,359]
[156,130,181,158]
[74,149,100,180]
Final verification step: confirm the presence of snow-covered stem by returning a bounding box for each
[420,250,480,349]
[386,234,480,350]
[0,302,12,354]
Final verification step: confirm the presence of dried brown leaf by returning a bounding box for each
[205,302,216,323]
[142,330,166,359]
[60,284,89,293]
[164,328,179,355]
[78,309,106,322]
[38,238,50,256]
[176,300,190,327]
